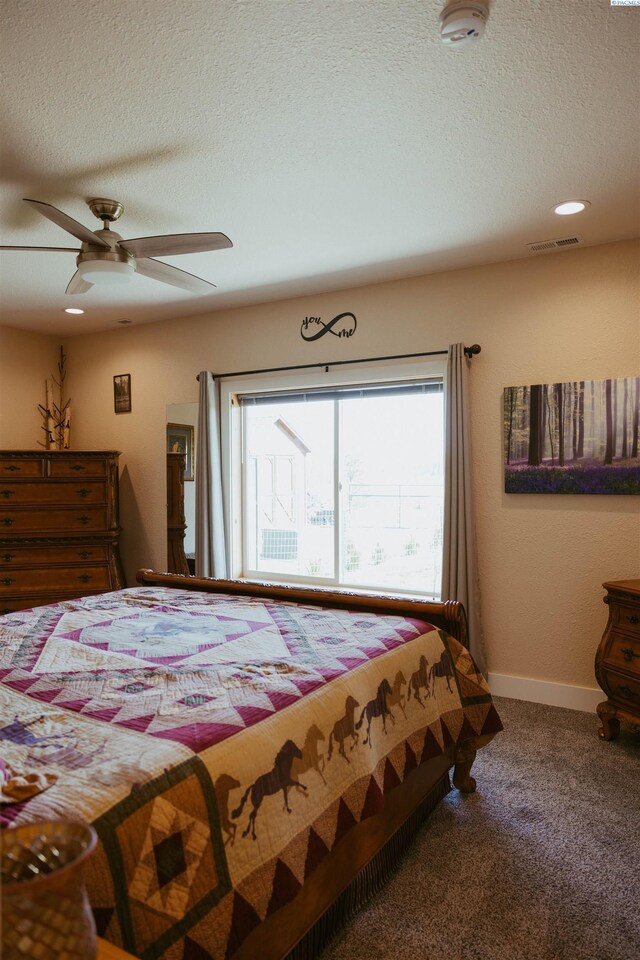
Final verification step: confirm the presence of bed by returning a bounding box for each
[0,570,502,960]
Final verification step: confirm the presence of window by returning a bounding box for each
[229,365,445,598]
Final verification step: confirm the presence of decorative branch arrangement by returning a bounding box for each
[38,346,71,449]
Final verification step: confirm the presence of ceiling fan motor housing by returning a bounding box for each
[77,229,135,268]
[440,2,488,47]
[76,227,136,284]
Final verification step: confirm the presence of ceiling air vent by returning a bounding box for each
[527,235,584,255]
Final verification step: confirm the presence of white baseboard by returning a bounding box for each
[487,672,602,714]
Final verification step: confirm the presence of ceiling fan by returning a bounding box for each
[0,198,232,295]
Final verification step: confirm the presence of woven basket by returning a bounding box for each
[1,820,97,960]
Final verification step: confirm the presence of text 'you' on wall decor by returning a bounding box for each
[503,376,639,494]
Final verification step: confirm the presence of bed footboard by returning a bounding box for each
[135,569,470,648]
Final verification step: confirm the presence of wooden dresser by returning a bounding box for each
[595,579,640,740]
[0,451,125,614]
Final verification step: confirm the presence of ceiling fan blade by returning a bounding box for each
[136,257,216,294]
[120,232,232,259]
[23,199,110,249]
[0,245,80,252]
[65,270,93,295]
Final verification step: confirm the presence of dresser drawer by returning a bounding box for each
[612,602,640,636]
[47,458,109,478]
[0,564,112,596]
[0,543,110,566]
[0,597,48,615]
[0,480,106,505]
[0,591,106,615]
[0,458,45,478]
[600,667,640,709]
[604,630,640,672]
[0,506,109,534]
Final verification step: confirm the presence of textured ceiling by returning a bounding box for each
[0,0,638,335]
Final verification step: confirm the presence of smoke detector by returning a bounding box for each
[440,2,489,47]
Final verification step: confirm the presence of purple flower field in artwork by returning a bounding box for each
[504,462,640,495]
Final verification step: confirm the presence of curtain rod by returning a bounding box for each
[196,344,481,381]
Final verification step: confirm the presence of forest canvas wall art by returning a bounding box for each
[503,377,640,494]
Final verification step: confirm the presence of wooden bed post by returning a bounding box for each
[453,741,477,793]
[452,733,495,793]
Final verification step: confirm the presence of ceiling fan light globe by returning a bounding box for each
[77,259,134,285]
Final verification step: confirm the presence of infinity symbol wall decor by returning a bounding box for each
[301,312,357,341]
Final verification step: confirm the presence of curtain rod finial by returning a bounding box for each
[464,344,481,359]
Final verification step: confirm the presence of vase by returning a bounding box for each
[1,819,97,960]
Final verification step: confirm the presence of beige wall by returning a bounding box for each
[2,240,639,693]
[0,325,61,447]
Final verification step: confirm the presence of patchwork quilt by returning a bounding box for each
[0,586,502,959]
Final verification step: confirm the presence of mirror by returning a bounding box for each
[167,402,197,572]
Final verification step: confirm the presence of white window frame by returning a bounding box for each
[220,357,446,596]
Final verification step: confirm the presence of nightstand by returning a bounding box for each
[595,579,640,740]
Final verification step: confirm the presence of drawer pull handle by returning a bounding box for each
[1,553,15,562]
[78,516,90,525]
[77,550,92,559]
[0,490,15,498]
[77,488,91,498]
[1,518,15,526]
[3,466,19,472]
[621,647,640,662]
[0,577,15,586]
[70,464,86,472]
[78,574,93,583]
[626,615,640,625]
[618,685,634,700]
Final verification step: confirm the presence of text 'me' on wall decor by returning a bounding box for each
[504,376,639,494]
[301,312,357,341]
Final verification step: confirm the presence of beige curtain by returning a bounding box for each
[442,343,486,674]
[195,372,229,578]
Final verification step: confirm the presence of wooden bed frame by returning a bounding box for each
[136,569,470,649]
[135,570,489,960]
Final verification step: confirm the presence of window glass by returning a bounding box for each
[339,391,443,594]
[240,376,444,597]
[244,400,334,578]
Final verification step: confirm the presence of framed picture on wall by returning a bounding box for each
[113,374,131,414]
[503,376,640,494]
[167,423,195,480]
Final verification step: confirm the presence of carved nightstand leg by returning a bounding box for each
[596,701,620,741]
[453,741,477,793]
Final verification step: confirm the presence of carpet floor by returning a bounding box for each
[320,697,640,960]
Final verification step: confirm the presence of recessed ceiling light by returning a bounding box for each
[553,200,590,216]
[64,308,85,315]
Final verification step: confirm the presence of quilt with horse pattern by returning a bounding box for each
[0,586,502,959]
